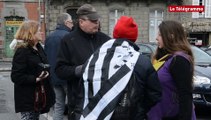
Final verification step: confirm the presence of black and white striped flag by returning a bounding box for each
[80,39,140,120]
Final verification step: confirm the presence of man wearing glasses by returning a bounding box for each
[55,4,111,120]
[45,13,73,120]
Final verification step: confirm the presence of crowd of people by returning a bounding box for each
[10,3,196,120]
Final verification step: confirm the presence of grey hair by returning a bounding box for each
[56,13,72,25]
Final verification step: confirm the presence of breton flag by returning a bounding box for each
[80,39,140,120]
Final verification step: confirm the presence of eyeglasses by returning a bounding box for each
[80,18,99,24]
[66,20,73,24]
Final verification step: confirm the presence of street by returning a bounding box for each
[0,71,20,120]
[0,71,67,120]
[0,69,210,120]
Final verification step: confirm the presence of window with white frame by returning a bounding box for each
[149,10,163,42]
[192,0,211,18]
[109,9,124,37]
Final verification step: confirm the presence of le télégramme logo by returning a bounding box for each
[168,5,204,12]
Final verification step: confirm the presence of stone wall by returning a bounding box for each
[47,1,181,43]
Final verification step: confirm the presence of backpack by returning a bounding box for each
[111,74,136,120]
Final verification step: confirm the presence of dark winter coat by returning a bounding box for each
[127,53,162,119]
[110,54,162,120]
[45,24,72,85]
[11,43,55,113]
[111,41,162,120]
[55,26,111,118]
[73,39,162,120]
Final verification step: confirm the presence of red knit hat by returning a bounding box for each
[113,16,138,42]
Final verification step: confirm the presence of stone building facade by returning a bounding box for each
[46,0,183,43]
[0,0,211,59]
[46,0,211,46]
[181,0,211,46]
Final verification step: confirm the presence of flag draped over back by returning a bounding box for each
[80,39,140,120]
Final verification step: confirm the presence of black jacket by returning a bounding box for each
[11,43,55,113]
[113,40,162,120]
[55,26,111,115]
[71,39,162,120]
[110,53,162,120]
[130,53,162,119]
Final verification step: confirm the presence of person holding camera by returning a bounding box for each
[10,20,55,120]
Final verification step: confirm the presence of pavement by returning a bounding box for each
[0,59,68,120]
[0,60,12,72]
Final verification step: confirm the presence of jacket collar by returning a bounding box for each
[76,26,97,40]
[56,24,72,32]
[116,38,140,51]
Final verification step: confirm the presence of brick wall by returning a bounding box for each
[0,2,3,46]
[0,1,46,59]
[25,2,46,41]
[25,3,39,21]
[0,2,3,58]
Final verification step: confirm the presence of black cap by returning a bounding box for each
[76,4,100,20]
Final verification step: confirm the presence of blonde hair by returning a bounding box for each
[14,20,40,48]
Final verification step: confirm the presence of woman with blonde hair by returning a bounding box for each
[10,20,55,120]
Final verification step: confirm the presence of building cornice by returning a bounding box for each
[48,0,183,6]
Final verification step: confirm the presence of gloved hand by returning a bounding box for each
[75,65,83,78]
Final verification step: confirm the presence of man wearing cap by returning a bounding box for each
[78,16,162,120]
[55,4,111,120]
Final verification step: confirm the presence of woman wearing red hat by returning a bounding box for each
[76,16,162,120]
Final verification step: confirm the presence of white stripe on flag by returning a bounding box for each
[81,39,140,120]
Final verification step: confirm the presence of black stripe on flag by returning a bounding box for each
[98,93,122,119]
[87,50,100,98]
[100,40,124,83]
[82,64,130,117]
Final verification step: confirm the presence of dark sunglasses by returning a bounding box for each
[81,18,99,23]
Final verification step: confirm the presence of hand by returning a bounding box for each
[75,65,83,78]
[36,71,49,82]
